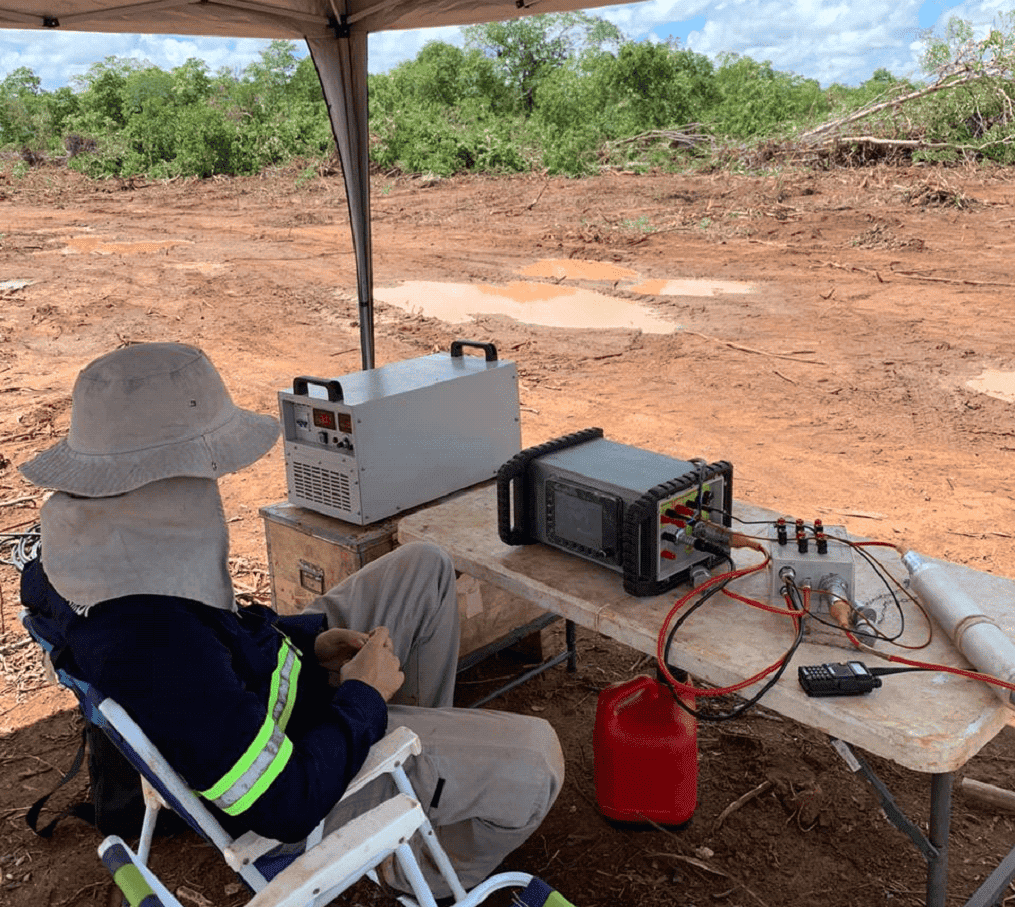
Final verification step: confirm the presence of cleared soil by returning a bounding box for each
[2,160,1015,907]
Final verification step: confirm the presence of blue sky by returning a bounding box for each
[0,0,1002,92]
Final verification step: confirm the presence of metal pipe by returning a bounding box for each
[902,550,1015,707]
[926,773,952,907]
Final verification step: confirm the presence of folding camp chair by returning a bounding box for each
[20,609,573,907]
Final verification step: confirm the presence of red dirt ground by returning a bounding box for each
[3,161,1015,907]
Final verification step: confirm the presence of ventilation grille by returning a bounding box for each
[291,462,353,513]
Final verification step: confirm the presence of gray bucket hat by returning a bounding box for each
[20,342,280,497]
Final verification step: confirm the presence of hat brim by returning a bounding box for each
[20,406,280,496]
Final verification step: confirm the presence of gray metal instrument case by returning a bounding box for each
[280,340,521,525]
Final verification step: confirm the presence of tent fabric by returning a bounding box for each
[2,0,638,368]
[307,30,374,369]
[0,0,629,37]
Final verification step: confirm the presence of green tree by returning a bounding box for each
[0,66,83,154]
[533,40,717,174]
[44,86,81,138]
[372,41,514,117]
[290,55,325,105]
[71,56,148,131]
[604,41,716,133]
[244,40,301,97]
[171,58,213,106]
[118,66,183,174]
[0,66,43,147]
[123,65,174,116]
[712,54,827,137]
[1,66,40,98]
[368,41,528,176]
[909,14,1014,158]
[464,11,623,111]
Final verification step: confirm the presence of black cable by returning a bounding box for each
[731,515,909,644]
[778,530,906,644]
[689,458,708,523]
[657,514,918,717]
[868,665,931,677]
[846,541,906,642]
[661,569,805,722]
[792,522,906,641]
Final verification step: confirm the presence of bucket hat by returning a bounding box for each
[20,342,280,497]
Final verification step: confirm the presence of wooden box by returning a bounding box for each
[260,501,548,660]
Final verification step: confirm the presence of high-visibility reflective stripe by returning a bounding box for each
[199,639,301,814]
[273,643,300,731]
[223,734,294,816]
[112,863,163,907]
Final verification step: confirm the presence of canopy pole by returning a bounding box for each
[307,22,374,370]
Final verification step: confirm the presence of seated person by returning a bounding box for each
[19,341,564,899]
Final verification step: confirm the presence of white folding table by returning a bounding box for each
[398,484,1015,907]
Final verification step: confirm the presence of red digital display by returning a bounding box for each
[337,413,353,434]
[312,408,336,430]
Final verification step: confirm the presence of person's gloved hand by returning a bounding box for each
[315,627,370,686]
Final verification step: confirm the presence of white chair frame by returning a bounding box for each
[20,609,545,907]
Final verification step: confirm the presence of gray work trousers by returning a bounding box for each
[304,542,565,896]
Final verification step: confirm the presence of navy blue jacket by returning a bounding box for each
[21,558,388,843]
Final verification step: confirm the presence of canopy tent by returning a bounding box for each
[2,0,637,368]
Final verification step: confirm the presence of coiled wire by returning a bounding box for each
[1,524,41,573]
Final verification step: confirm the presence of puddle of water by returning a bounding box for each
[64,237,191,255]
[374,280,676,333]
[968,369,1015,403]
[629,278,756,297]
[519,259,641,282]
[170,262,223,274]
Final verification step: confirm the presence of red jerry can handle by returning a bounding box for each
[599,675,659,717]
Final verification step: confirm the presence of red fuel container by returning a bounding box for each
[593,674,697,825]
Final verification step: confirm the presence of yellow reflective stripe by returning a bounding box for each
[277,649,300,732]
[213,724,291,814]
[199,639,301,810]
[268,641,290,720]
[201,714,276,802]
[112,864,162,907]
[221,735,294,816]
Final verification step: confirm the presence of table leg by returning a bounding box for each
[927,772,952,907]
[565,619,577,672]
[461,615,578,708]
[834,741,949,905]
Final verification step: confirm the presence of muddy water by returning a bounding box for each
[64,237,190,254]
[374,279,678,333]
[375,260,759,332]
[968,369,1015,403]
[628,277,755,297]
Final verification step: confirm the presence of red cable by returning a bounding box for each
[659,528,1015,701]
[723,587,803,616]
[885,653,1015,693]
[656,554,804,698]
[845,631,1015,693]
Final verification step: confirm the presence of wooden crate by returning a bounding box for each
[260,501,548,660]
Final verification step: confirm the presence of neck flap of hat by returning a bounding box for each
[40,477,235,615]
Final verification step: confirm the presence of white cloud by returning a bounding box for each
[0,0,1011,91]
[619,0,928,83]
[368,25,464,73]
[598,0,711,37]
[0,29,272,88]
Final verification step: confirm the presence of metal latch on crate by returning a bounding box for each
[299,560,325,594]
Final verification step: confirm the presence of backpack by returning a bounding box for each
[27,719,146,838]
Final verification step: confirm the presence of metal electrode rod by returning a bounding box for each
[902,550,1015,707]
